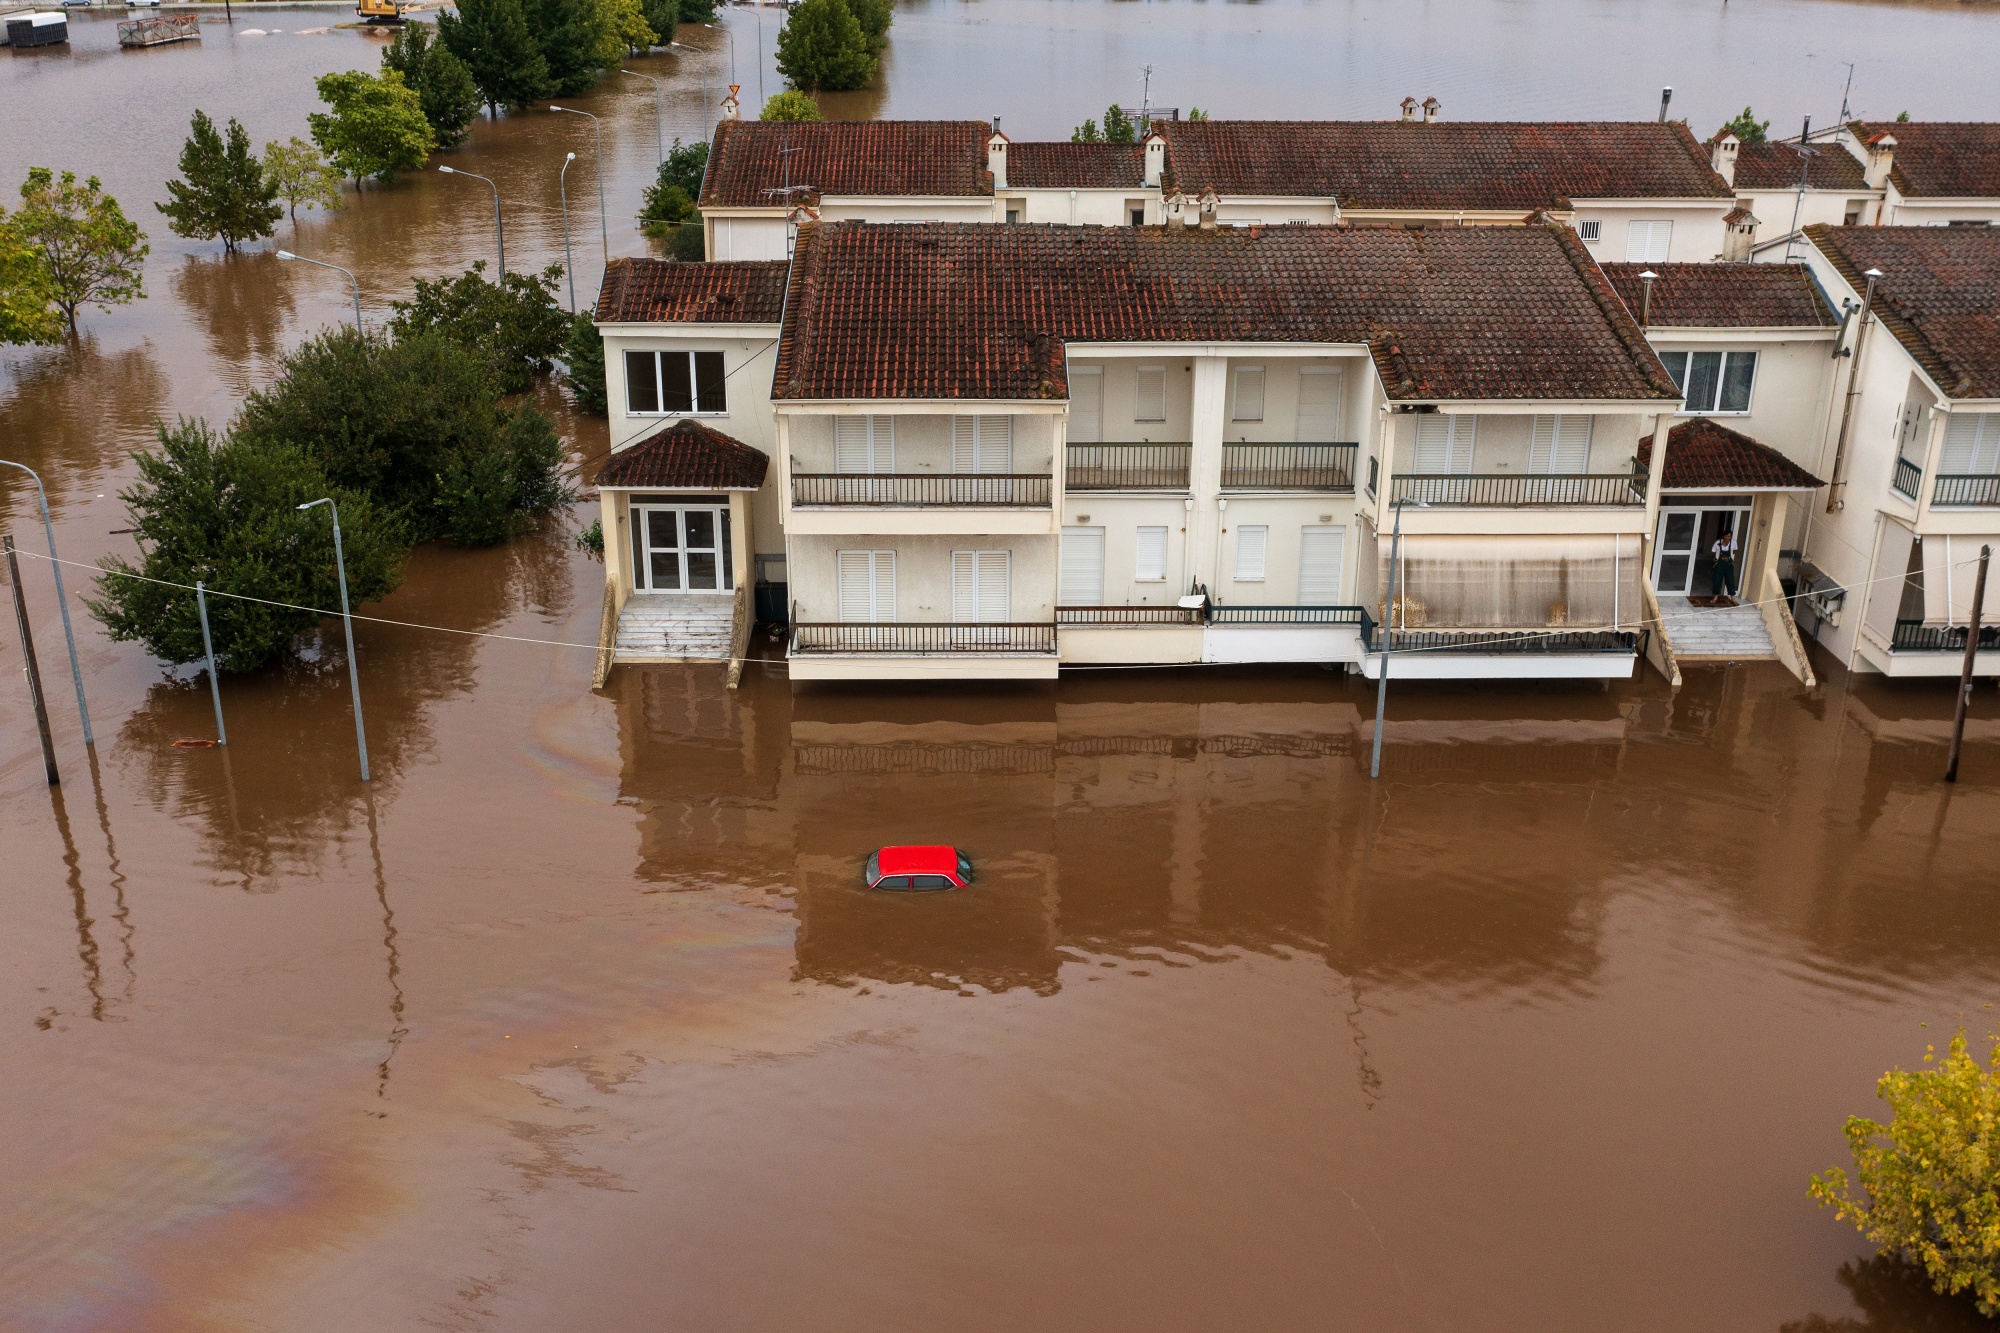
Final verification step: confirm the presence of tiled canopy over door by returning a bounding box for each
[953,416,1015,472]
[837,550,896,622]
[1414,415,1475,473]
[1296,367,1343,441]
[1298,526,1345,604]
[1060,527,1106,605]
[835,416,896,472]
[953,551,1012,622]
[1069,368,1103,444]
[1530,415,1592,472]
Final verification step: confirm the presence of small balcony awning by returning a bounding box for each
[1639,418,1825,493]
[592,420,770,491]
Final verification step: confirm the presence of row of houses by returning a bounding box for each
[586,112,2000,687]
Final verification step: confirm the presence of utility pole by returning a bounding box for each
[5,534,59,785]
[297,499,371,783]
[197,581,227,746]
[1945,543,1990,783]
[0,458,94,746]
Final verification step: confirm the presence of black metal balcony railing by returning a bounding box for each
[1364,625,1644,655]
[1208,604,1369,625]
[1931,473,2000,507]
[1066,443,1192,490]
[1054,605,1203,625]
[1220,443,1358,491]
[1389,472,1646,507]
[1890,619,2000,653]
[790,622,1058,654]
[791,473,1052,507]
[1892,456,1923,501]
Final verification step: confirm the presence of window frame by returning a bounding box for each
[624,348,728,417]
[1231,364,1266,422]
[1658,350,1759,416]
[1134,525,1169,583]
[1133,365,1168,423]
[1233,524,1269,582]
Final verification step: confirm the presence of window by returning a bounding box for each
[1135,526,1168,582]
[952,550,1011,622]
[1948,220,1995,227]
[1069,367,1103,443]
[1413,414,1476,473]
[1942,413,2000,474]
[1577,218,1602,242]
[1232,218,1263,227]
[1134,365,1167,422]
[952,416,1014,472]
[1296,366,1342,440]
[1844,207,1863,226]
[1232,365,1265,421]
[1234,524,1268,581]
[835,416,895,472]
[1657,351,1757,414]
[1005,208,1022,223]
[1060,527,1105,604]
[625,350,725,415]
[1625,220,1672,263]
[836,550,896,622]
[1131,208,1146,226]
[1298,526,1345,604]
[1530,415,1593,472]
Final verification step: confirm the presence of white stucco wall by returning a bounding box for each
[1570,203,1733,263]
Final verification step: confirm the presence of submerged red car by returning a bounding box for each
[865,846,973,891]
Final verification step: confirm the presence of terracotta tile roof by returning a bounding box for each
[1731,139,1869,192]
[1850,121,2000,199]
[698,120,992,208]
[1638,418,1824,490]
[1153,120,1734,209]
[1600,262,1836,329]
[596,258,790,324]
[592,419,770,490]
[772,221,1681,404]
[1005,142,1147,190]
[1806,224,2000,400]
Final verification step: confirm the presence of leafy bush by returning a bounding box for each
[665,220,704,261]
[157,110,282,254]
[574,516,604,556]
[387,260,570,394]
[1810,1031,2000,1317]
[761,90,823,123]
[261,137,344,226]
[309,70,437,182]
[562,312,607,414]
[774,0,874,93]
[382,22,483,149]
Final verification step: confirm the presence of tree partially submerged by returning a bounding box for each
[382,22,484,149]
[261,137,345,226]
[774,0,874,93]
[437,0,551,116]
[309,69,437,183]
[0,206,62,346]
[387,260,571,394]
[157,110,283,254]
[562,312,606,414]
[11,167,148,337]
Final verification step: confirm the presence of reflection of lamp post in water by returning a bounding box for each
[277,249,362,330]
[0,458,92,748]
[437,165,504,274]
[549,105,608,265]
[559,151,578,314]
[622,68,665,167]
[296,497,370,783]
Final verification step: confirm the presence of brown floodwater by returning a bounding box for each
[6,2,2000,1329]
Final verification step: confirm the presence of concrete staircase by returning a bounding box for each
[1656,595,1777,663]
[613,593,737,662]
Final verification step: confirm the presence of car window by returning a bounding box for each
[911,875,953,890]
[875,875,912,890]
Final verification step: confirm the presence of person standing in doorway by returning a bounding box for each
[1711,524,1740,599]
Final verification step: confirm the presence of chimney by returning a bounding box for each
[987,124,1009,191]
[1422,96,1440,124]
[1722,205,1757,261]
[1198,187,1218,231]
[1144,131,1167,188]
[1637,270,1656,327]
[1165,189,1187,229]
[1710,131,1739,188]
[720,87,740,122]
[1864,132,1897,190]
[1400,96,1417,123]
[1658,86,1673,122]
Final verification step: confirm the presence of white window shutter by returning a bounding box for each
[978,416,1013,472]
[1235,525,1268,581]
[1060,527,1105,604]
[837,550,871,621]
[1414,416,1450,472]
[1530,415,1556,472]
[978,551,1010,621]
[1232,366,1266,421]
[1449,416,1476,472]
[1070,368,1103,443]
[1554,415,1591,471]
[836,417,869,473]
[1296,367,1342,440]
[873,551,895,621]
[870,416,894,471]
[952,550,977,622]
[952,416,976,472]
[1135,366,1167,422]
[1298,526,1345,603]
[1943,413,2000,473]
[1134,526,1168,582]
[1625,220,1672,264]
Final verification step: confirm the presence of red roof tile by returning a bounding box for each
[1849,122,2000,199]
[592,419,770,490]
[1731,139,1870,192]
[596,258,790,324]
[1154,120,1734,210]
[773,221,1680,404]
[1638,418,1824,490]
[1806,224,2000,400]
[1601,262,1836,329]
[1005,142,1146,190]
[699,120,992,208]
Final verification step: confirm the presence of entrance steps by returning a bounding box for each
[1656,595,1777,662]
[613,593,737,662]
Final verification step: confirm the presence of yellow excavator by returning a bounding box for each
[355,0,405,24]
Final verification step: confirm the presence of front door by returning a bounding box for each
[632,503,732,593]
[1653,508,1702,594]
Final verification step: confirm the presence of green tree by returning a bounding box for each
[760,89,823,122]
[157,110,282,255]
[523,0,615,96]
[1187,107,1210,122]
[561,312,606,414]
[676,0,715,21]
[88,420,406,672]
[639,0,675,45]
[0,209,62,345]
[1071,118,1101,144]
[843,0,890,55]
[1720,105,1771,144]
[12,167,148,338]
[1897,109,1912,123]
[437,0,550,117]
[309,70,437,183]
[1810,1031,2000,1317]
[774,0,873,93]
[1073,104,1137,143]
[638,137,710,258]
[382,22,483,149]
[262,137,345,226]
[599,0,657,56]
[387,260,570,394]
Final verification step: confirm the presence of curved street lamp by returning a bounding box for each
[438,165,505,274]
[296,497,370,783]
[559,151,578,314]
[277,249,362,330]
[0,458,91,747]
[549,105,608,266]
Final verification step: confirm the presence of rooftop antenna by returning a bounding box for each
[762,141,814,206]
[1838,62,1856,122]
[1786,115,1816,259]
[1659,86,1673,122]
[1140,64,1154,123]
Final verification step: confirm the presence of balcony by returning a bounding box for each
[1066,443,1191,491]
[1221,443,1357,491]
[1890,619,2000,653]
[1365,625,1645,654]
[1055,605,1202,625]
[1389,472,1646,508]
[1209,604,1369,625]
[790,622,1058,654]
[1892,456,1923,501]
[1931,473,2000,508]
[791,473,1052,507]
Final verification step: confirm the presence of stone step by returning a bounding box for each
[1658,602,1776,659]
[613,595,739,662]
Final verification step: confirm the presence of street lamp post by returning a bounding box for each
[1369,497,1424,781]
[297,498,371,783]
[559,152,578,314]
[622,69,665,167]
[277,250,362,330]
[437,165,504,274]
[549,106,608,265]
[0,459,92,747]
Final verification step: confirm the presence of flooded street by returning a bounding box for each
[6,0,2000,1328]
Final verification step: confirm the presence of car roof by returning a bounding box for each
[875,845,960,876]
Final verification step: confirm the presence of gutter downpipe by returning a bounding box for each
[1826,268,1882,513]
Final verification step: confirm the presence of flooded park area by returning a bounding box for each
[6,0,2000,1328]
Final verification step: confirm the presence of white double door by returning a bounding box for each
[1651,506,1747,596]
[632,502,732,593]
